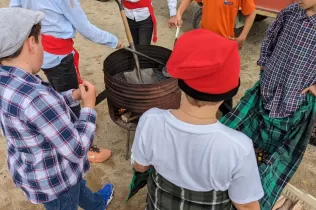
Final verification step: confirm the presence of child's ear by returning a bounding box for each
[27,36,37,55]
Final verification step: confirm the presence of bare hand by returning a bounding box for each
[72,88,81,101]
[79,81,96,109]
[301,85,316,96]
[229,36,246,50]
[116,40,123,49]
[171,12,183,28]
[168,16,177,28]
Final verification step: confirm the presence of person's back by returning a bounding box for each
[134,108,262,194]
[131,29,263,210]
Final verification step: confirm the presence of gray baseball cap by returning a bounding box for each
[0,8,44,58]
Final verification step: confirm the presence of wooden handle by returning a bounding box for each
[114,0,124,10]
[120,10,134,45]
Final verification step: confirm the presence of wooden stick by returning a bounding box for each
[121,112,140,123]
[121,112,132,122]
[126,115,140,122]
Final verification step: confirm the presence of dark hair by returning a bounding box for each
[185,94,221,107]
[0,23,41,62]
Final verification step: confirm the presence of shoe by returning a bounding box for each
[98,183,114,208]
[87,145,112,163]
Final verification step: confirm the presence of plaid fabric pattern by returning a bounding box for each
[127,168,152,201]
[257,3,316,118]
[0,66,96,204]
[220,82,316,210]
[146,169,235,210]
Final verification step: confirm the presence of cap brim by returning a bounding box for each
[178,79,240,102]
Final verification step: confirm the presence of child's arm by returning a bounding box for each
[257,10,286,68]
[131,115,152,172]
[9,0,21,7]
[228,147,264,209]
[234,0,256,49]
[167,0,177,17]
[60,89,81,108]
[170,0,193,27]
[133,161,151,173]
[24,92,97,164]
[233,201,260,210]
[167,0,177,28]
[58,0,120,49]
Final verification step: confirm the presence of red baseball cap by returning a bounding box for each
[166,29,240,102]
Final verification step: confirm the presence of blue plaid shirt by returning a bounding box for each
[0,66,96,204]
[258,4,316,118]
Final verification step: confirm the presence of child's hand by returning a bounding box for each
[116,40,123,49]
[72,88,81,101]
[79,81,96,109]
[168,15,178,28]
[229,36,245,50]
[301,85,316,96]
[169,12,183,28]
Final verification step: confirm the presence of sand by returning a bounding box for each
[0,0,315,209]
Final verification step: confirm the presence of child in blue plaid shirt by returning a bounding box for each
[258,1,316,117]
[0,8,113,210]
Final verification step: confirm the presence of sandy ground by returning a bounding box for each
[0,0,316,209]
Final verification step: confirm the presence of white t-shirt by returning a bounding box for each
[131,108,264,204]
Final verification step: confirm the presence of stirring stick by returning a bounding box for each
[174,27,180,47]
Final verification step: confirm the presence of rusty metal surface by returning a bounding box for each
[103,45,181,114]
[107,101,137,131]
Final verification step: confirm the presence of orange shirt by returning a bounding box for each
[200,0,256,38]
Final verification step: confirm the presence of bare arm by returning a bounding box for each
[133,161,151,173]
[177,0,193,17]
[233,201,260,210]
[169,0,192,27]
[232,0,257,49]
[238,10,256,41]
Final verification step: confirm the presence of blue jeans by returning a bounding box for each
[43,180,106,210]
